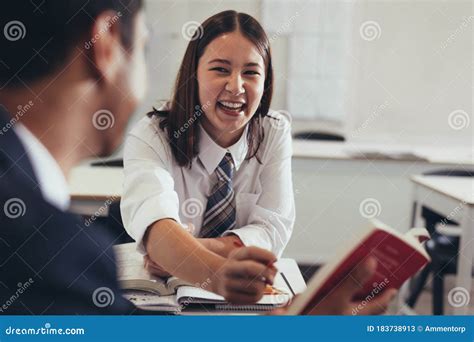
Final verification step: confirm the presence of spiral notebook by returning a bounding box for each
[114,243,294,312]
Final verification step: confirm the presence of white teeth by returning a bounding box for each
[219,101,244,110]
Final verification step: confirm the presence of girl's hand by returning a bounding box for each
[143,254,172,278]
[211,246,277,304]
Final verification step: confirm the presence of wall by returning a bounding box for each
[347,0,472,146]
[129,0,472,148]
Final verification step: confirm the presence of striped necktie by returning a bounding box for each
[200,153,236,238]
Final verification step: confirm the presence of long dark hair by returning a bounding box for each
[148,10,273,168]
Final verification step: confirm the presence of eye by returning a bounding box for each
[244,70,261,76]
[209,67,229,73]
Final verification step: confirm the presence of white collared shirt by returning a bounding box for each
[121,111,295,257]
[14,123,70,211]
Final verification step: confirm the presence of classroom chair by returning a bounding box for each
[406,169,474,315]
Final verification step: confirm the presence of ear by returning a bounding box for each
[87,11,124,82]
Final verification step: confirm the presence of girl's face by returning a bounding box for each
[197,31,266,147]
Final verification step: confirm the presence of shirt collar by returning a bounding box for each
[198,124,249,175]
[14,123,70,211]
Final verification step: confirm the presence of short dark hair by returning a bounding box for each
[150,10,273,168]
[0,0,144,89]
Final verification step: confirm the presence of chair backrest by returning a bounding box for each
[293,131,345,141]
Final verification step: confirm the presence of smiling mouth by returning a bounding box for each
[217,100,246,114]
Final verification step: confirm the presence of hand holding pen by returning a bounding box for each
[212,245,278,304]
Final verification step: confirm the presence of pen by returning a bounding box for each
[280,272,296,296]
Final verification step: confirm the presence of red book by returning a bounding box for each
[287,219,430,315]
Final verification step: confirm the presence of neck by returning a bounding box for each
[201,120,245,148]
[0,81,101,178]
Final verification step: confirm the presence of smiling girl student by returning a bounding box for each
[121,10,294,303]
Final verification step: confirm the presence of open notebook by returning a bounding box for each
[113,243,293,312]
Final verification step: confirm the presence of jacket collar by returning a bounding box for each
[0,104,39,188]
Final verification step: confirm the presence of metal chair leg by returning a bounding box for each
[407,264,431,308]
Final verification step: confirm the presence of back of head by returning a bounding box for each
[0,0,143,89]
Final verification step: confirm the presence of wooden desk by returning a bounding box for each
[68,166,123,216]
[400,175,474,315]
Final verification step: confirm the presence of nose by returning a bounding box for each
[225,72,245,96]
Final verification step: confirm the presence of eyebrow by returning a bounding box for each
[208,58,263,68]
